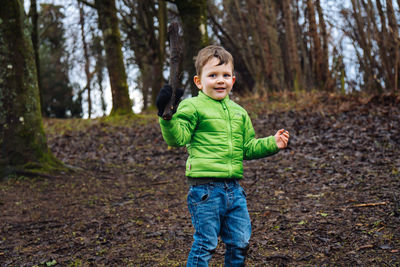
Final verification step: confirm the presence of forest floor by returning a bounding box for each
[1,92,400,266]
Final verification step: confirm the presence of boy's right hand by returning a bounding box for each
[274,129,289,149]
[156,84,184,118]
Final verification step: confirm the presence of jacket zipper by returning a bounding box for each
[221,101,233,177]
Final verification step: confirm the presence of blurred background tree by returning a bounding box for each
[17,0,400,117]
[2,0,398,176]
[119,0,167,110]
[342,0,399,93]
[38,3,82,118]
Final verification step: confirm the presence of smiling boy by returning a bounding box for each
[193,53,235,100]
[157,45,289,266]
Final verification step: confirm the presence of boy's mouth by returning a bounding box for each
[214,88,226,91]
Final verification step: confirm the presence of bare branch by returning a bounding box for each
[162,21,183,120]
[77,0,95,9]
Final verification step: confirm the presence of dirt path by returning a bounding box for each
[1,97,399,266]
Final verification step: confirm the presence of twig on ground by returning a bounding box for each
[151,181,170,186]
[356,244,374,250]
[353,202,387,207]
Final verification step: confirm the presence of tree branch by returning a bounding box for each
[77,0,96,9]
[162,21,183,120]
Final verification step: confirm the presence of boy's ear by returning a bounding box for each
[232,75,236,85]
[194,75,202,90]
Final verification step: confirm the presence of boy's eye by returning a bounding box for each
[209,74,216,77]
[224,74,231,77]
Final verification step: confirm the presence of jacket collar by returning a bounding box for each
[198,90,230,103]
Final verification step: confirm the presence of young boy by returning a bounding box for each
[157,45,289,266]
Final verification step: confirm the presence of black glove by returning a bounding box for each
[156,84,184,117]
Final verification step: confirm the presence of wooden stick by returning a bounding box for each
[150,181,170,186]
[353,202,387,207]
[163,21,183,120]
[356,244,374,250]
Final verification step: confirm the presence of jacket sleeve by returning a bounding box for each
[159,100,198,147]
[243,112,279,160]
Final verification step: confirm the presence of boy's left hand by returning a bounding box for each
[274,129,289,149]
[156,84,184,118]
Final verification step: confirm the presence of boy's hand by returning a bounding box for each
[274,129,289,149]
[156,84,184,118]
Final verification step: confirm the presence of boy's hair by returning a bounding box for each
[195,45,234,76]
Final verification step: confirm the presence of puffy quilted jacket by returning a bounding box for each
[159,91,279,179]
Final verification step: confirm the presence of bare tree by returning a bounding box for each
[218,0,283,96]
[92,34,108,116]
[315,0,332,90]
[341,0,400,93]
[96,0,132,115]
[175,0,209,96]
[348,0,380,91]
[281,0,303,90]
[119,0,167,110]
[78,1,94,118]
[295,0,313,90]
[306,0,325,89]
[386,0,399,92]
[79,0,133,115]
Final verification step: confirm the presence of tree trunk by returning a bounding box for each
[79,1,93,118]
[306,0,324,89]
[248,0,269,95]
[141,65,151,110]
[175,0,209,96]
[295,0,313,89]
[29,0,43,114]
[0,0,61,177]
[229,0,257,82]
[151,0,167,106]
[281,0,303,90]
[119,0,166,110]
[142,0,165,107]
[386,0,399,92]
[263,0,283,92]
[208,0,255,93]
[315,0,331,90]
[95,0,132,115]
[92,34,107,116]
[158,0,167,66]
[350,0,381,92]
[376,0,391,90]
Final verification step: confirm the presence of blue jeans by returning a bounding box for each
[186,180,251,267]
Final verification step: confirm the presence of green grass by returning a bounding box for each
[43,113,158,136]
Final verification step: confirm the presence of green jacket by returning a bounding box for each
[159,91,279,179]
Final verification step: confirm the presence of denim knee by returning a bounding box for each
[187,184,220,266]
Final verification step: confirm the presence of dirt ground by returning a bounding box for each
[1,94,400,266]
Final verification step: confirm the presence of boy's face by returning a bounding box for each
[194,57,235,101]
